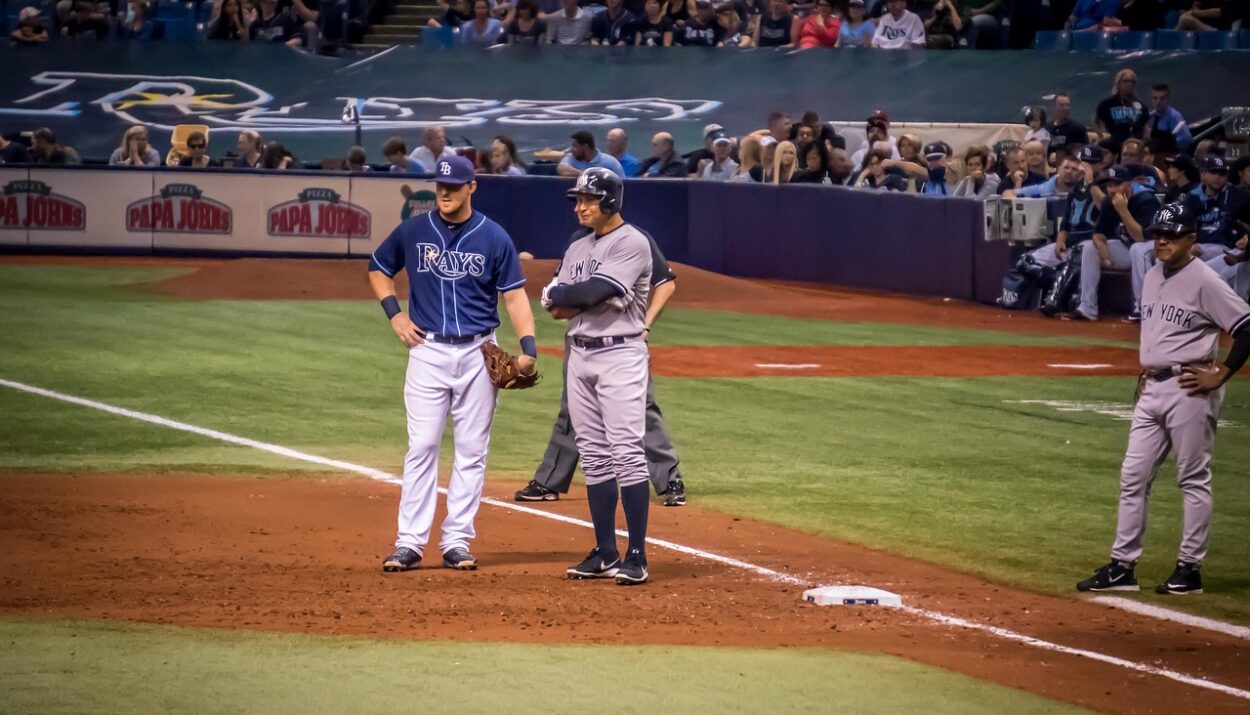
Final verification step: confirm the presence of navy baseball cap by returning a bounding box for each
[1164,154,1197,172]
[433,155,476,185]
[923,141,951,159]
[1098,164,1132,185]
[1077,144,1105,164]
[1200,155,1229,173]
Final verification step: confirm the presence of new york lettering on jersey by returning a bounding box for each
[369,210,526,336]
[557,224,652,338]
[1139,259,1250,370]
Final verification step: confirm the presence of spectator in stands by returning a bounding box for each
[790,141,829,183]
[850,110,899,171]
[951,145,1000,198]
[208,0,251,40]
[1163,154,1200,202]
[795,0,839,46]
[998,146,1047,193]
[506,0,546,42]
[287,0,322,50]
[461,0,506,43]
[1233,156,1250,189]
[698,132,739,180]
[545,0,592,42]
[251,0,303,44]
[827,147,853,185]
[1095,69,1147,154]
[754,0,794,46]
[56,0,109,38]
[605,128,640,177]
[640,131,688,177]
[31,128,80,165]
[429,0,472,28]
[961,0,1001,48]
[1069,164,1159,321]
[1175,0,1235,31]
[384,137,423,174]
[837,0,874,45]
[789,111,844,149]
[1046,93,1090,160]
[1145,83,1193,156]
[232,130,263,168]
[914,0,960,48]
[665,0,695,27]
[1065,0,1119,30]
[1005,154,1081,198]
[0,131,32,164]
[767,112,792,144]
[858,146,909,190]
[410,127,456,172]
[108,126,160,167]
[1023,106,1050,149]
[115,0,157,40]
[487,136,526,175]
[730,135,762,182]
[752,135,778,181]
[261,142,297,170]
[1118,137,1145,164]
[676,0,721,44]
[871,0,925,47]
[590,0,635,43]
[178,132,220,168]
[684,123,723,175]
[11,6,50,44]
[634,0,673,44]
[717,5,753,45]
[915,141,955,194]
[557,130,625,177]
[794,124,815,145]
[771,140,798,185]
[1023,139,1051,177]
[344,146,370,172]
[1107,0,1160,30]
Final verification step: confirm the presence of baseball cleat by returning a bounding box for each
[1076,560,1139,592]
[662,477,687,507]
[566,547,620,579]
[515,480,559,502]
[1062,309,1096,322]
[615,548,649,586]
[1122,310,1141,324]
[382,546,422,572]
[442,547,478,571]
[1155,561,1203,595]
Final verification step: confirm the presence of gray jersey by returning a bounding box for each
[1139,258,1250,370]
[557,222,652,338]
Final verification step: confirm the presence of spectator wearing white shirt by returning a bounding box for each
[871,0,925,48]
[545,0,592,43]
[699,132,738,181]
[409,127,456,173]
[850,110,900,172]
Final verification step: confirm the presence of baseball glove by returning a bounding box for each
[481,342,540,390]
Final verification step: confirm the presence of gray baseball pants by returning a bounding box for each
[1077,239,1133,320]
[566,338,651,488]
[1111,374,1224,566]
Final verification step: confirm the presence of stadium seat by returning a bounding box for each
[1196,30,1237,49]
[1070,31,1112,50]
[1153,30,1195,50]
[1111,31,1153,50]
[1032,30,1071,50]
[421,25,457,47]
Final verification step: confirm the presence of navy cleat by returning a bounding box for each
[443,547,478,571]
[1076,560,1138,592]
[566,547,620,579]
[382,546,422,572]
[515,480,559,502]
[1155,561,1203,595]
[615,548,649,586]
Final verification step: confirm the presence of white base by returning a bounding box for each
[802,585,903,607]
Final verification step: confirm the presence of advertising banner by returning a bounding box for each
[26,169,153,249]
[346,175,437,257]
[0,167,32,246]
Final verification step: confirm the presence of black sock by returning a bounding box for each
[586,481,619,558]
[620,481,650,558]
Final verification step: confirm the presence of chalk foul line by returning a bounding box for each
[754,363,821,369]
[1047,363,1115,369]
[1,376,1247,702]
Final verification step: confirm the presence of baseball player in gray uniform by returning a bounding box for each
[1077,202,1250,596]
[515,225,686,506]
[542,167,654,585]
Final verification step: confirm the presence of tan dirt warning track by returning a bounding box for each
[1,472,1248,715]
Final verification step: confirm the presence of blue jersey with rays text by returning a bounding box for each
[368,210,526,336]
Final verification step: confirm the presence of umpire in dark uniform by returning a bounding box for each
[515,227,687,506]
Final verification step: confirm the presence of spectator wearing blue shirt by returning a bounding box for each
[605,128,641,178]
[998,146,1048,194]
[1004,156,1083,199]
[115,0,157,40]
[1146,83,1193,156]
[460,0,506,44]
[383,137,427,174]
[1066,0,1120,30]
[556,130,625,178]
[839,0,876,45]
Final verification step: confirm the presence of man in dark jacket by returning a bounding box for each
[639,132,688,178]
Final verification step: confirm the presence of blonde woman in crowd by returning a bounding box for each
[109,125,160,167]
[730,135,762,182]
[771,140,797,184]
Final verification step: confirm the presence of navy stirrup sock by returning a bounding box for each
[620,481,650,558]
[586,481,620,558]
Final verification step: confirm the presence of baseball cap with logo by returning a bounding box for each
[703,123,725,139]
[1077,144,1105,164]
[867,109,890,127]
[710,131,732,146]
[1200,155,1229,173]
[923,141,951,159]
[1098,164,1132,185]
[1147,202,1198,236]
[434,155,476,185]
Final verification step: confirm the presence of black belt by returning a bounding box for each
[427,329,492,345]
[1144,367,1177,382]
[570,334,640,350]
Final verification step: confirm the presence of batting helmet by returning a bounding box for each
[1147,202,1198,237]
[567,167,624,215]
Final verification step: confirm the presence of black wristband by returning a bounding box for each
[520,335,537,358]
[381,295,402,320]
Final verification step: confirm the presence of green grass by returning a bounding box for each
[0,618,1091,715]
[2,262,1248,626]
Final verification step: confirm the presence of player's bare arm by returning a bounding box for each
[368,270,425,347]
[501,286,538,374]
[1092,233,1113,267]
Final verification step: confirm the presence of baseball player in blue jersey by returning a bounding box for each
[544,167,654,585]
[369,155,538,573]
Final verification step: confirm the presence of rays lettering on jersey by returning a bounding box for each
[567,258,602,281]
[1142,301,1195,329]
[416,242,486,280]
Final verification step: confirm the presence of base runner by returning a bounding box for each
[1077,202,1250,595]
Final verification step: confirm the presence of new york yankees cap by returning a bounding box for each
[434,155,476,185]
